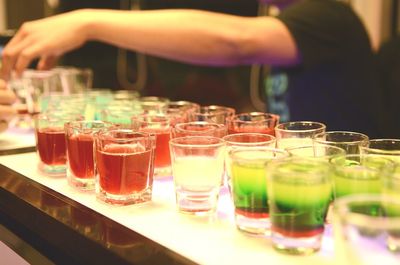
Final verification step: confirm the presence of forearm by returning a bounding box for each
[82,9,256,66]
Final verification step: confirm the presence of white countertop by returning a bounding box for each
[0,152,337,265]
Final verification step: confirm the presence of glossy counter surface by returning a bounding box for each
[0,150,337,265]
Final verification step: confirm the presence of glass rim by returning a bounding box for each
[222,132,276,144]
[286,144,346,157]
[174,121,225,131]
[334,194,400,227]
[131,113,171,123]
[167,100,200,109]
[227,112,279,122]
[330,154,397,176]
[139,96,170,102]
[20,69,56,78]
[193,105,235,115]
[275,121,326,133]
[361,139,400,154]
[268,155,332,166]
[96,128,155,141]
[65,120,110,129]
[314,131,369,145]
[229,147,288,162]
[169,136,225,148]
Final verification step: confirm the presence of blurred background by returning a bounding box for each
[0,0,399,112]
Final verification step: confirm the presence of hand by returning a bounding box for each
[1,10,90,79]
[0,79,16,132]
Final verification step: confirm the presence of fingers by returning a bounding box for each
[13,43,44,76]
[37,55,59,70]
[0,90,16,104]
[0,105,17,120]
[1,28,30,80]
[0,120,8,133]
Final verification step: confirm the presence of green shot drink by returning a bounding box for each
[332,155,395,198]
[267,157,333,254]
[229,148,287,235]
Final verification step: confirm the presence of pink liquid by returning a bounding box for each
[96,145,152,195]
[271,225,324,238]
[36,128,66,165]
[67,134,94,179]
[141,128,171,168]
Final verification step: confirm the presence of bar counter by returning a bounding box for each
[0,142,337,265]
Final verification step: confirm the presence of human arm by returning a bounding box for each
[1,8,299,78]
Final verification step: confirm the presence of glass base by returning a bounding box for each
[154,165,172,178]
[271,231,322,255]
[235,213,270,236]
[67,171,95,191]
[387,235,400,252]
[96,186,152,206]
[38,162,66,177]
[176,189,219,216]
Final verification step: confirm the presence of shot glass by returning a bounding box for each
[223,133,277,191]
[132,114,172,177]
[139,96,170,113]
[100,107,141,126]
[275,121,326,150]
[333,194,400,265]
[330,154,395,198]
[187,105,235,124]
[286,144,346,160]
[163,101,201,124]
[172,121,227,138]
[314,131,369,154]
[169,136,225,215]
[266,157,334,254]
[95,129,156,205]
[65,120,112,190]
[229,147,288,235]
[52,66,93,94]
[226,112,279,136]
[9,70,61,129]
[287,144,346,224]
[361,139,400,157]
[34,112,83,176]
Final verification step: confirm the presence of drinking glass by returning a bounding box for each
[229,147,287,235]
[139,96,169,113]
[226,112,279,136]
[333,194,400,265]
[94,129,156,205]
[187,105,235,124]
[286,144,346,160]
[100,105,142,126]
[171,121,227,138]
[131,114,172,177]
[314,131,369,154]
[65,120,113,190]
[34,111,83,176]
[266,157,334,254]
[163,101,201,124]
[223,133,276,192]
[169,136,225,215]
[361,139,400,157]
[52,66,93,94]
[287,144,346,224]
[275,121,326,149]
[330,154,395,198]
[9,70,61,129]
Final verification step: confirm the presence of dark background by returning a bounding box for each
[4,0,262,112]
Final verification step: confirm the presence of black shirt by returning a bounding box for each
[265,0,385,138]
